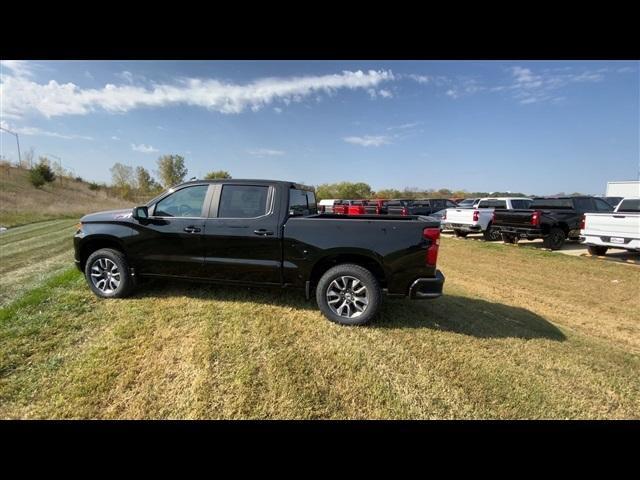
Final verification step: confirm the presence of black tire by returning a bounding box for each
[453,229,468,238]
[587,245,608,256]
[543,228,566,250]
[316,264,381,326]
[84,248,135,298]
[483,224,501,241]
[501,233,517,244]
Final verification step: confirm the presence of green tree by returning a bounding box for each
[29,168,46,188]
[315,182,373,200]
[157,154,188,188]
[110,162,134,199]
[33,158,56,183]
[135,166,158,194]
[374,188,403,199]
[204,170,232,180]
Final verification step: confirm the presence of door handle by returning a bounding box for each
[184,226,201,233]
[253,229,274,236]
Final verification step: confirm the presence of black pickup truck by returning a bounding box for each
[492,196,614,250]
[73,179,445,325]
[387,198,457,216]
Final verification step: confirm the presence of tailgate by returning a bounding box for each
[583,213,640,237]
[445,208,475,224]
[493,209,534,227]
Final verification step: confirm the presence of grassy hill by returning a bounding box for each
[0,164,132,227]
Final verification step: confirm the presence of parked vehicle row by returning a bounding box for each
[75,179,445,326]
[492,196,615,250]
[442,197,532,241]
[319,198,459,217]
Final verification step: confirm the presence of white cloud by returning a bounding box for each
[131,143,158,153]
[247,148,285,156]
[111,135,120,140]
[507,65,605,104]
[343,135,391,147]
[1,69,394,118]
[1,60,34,78]
[406,74,432,84]
[273,107,283,114]
[378,89,393,98]
[0,120,92,140]
[387,122,420,131]
[445,89,458,99]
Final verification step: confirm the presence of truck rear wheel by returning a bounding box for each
[453,229,468,238]
[543,228,566,250]
[84,248,135,299]
[483,224,501,241]
[501,233,517,244]
[587,245,608,256]
[316,264,381,326]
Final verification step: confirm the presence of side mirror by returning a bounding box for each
[132,205,149,220]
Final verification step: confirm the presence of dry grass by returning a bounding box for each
[0,165,131,227]
[0,229,639,419]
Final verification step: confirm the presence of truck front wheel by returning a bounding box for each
[316,264,381,326]
[84,248,135,299]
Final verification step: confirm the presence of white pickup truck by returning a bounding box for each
[442,197,532,241]
[580,198,640,255]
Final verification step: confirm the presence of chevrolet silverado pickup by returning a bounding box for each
[442,197,532,241]
[73,179,445,326]
[492,196,614,250]
[580,198,640,255]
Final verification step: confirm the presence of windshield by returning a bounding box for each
[457,199,476,208]
[617,199,640,213]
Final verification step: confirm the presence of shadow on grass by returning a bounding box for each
[132,278,565,341]
[378,295,566,341]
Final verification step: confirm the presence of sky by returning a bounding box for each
[1,60,638,195]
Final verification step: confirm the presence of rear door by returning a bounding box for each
[130,183,212,276]
[201,183,282,285]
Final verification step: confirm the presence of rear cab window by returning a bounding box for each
[478,200,507,209]
[510,199,531,209]
[530,198,574,209]
[617,199,640,213]
[289,188,317,216]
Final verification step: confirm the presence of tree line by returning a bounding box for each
[315,182,531,200]
[109,155,231,200]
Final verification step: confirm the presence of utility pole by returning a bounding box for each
[0,126,22,166]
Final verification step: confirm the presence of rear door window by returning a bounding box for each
[218,185,270,218]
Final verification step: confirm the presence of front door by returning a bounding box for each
[130,184,211,277]
[201,183,282,285]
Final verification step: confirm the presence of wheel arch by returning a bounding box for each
[79,235,127,271]
[309,251,387,291]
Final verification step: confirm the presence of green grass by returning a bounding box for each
[0,219,79,306]
[0,225,639,419]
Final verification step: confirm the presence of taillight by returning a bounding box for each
[423,228,440,266]
[472,210,479,222]
[531,210,541,227]
[580,214,586,230]
[401,206,409,216]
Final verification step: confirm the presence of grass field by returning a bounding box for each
[0,165,130,227]
[0,223,638,419]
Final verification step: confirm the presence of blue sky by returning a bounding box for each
[1,60,638,195]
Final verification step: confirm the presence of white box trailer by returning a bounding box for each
[606,181,640,198]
